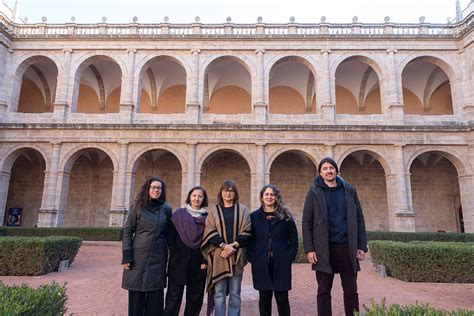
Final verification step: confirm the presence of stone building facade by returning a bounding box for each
[0,13,472,233]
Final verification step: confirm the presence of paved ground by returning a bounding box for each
[1,241,473,315]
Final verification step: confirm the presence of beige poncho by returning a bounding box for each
[201,203,251,292]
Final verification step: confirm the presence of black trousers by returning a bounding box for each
[315,245,359,316]
[128,289,164,316]
[164,278,206,316]
[258,257,291,316]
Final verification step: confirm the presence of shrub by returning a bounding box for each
[0,227,123,241]
[356,298,473,316]
[0,236,82,276]
[0,281,67,315]
[369,240,474,283]
[367,231,474,243]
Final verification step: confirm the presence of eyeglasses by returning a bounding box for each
[223,189,235,193]
[150,186,162,191]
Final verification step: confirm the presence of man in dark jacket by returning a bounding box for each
[302,157,368,316]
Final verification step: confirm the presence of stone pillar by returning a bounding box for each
[0,45,10,121]
[320,49,335,124]
[53,49,73,123]
[120,49,136,123]
[109,142,129,227]
[325,143,335,160]
[385,145,415,231]
[458,174,474,233]
[252,143,266,209]
[55,171,71,227]
[386,48,404,124]
[254,49,267,124]
[38,142,62,227]
[187,142,197,189]
[187,49,201,124]
[0,171,11,226]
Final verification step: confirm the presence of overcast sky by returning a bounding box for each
[6,0,472,24]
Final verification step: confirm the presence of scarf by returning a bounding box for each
[171,208,207,249]
[186,204,208,218]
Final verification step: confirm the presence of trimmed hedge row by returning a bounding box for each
[0,227,123,241]
[0,236,82,276]
[357,299,473,316]
[0,281,68,315]
[367,231,474,243]
[369,240,474,283]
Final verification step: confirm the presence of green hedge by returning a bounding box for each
[357,299,473,316]
[0,236,82,276]
[0,281,67,315]
[0,227,123,241]
[367,231,474,243]
[369,240,474,283]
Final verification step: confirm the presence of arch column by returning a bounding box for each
[320,49,335,124]
[385,145,415,231]
[109,142,129,227]
[254,49,267,124]
[187,142,197,188]
[458,174,474,233]
[386,48,404,123]
[252,143,266,209]
[0,171,11,226]
[120,49,136,123]
[0,46,10,120]
[38,142,62,227]
[53,49,72,123]
[55,171,71,227]
[186,49,201,124]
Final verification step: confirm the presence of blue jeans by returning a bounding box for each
[214,272,243,316]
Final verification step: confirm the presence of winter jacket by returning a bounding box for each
[122,201,172,292]
[247,208,298,291]
[302,176,368,274]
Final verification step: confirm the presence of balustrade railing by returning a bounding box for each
[0,12,472,39]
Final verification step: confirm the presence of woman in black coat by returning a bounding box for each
[122,176,172,316]
[164,186,209,316]
[247,184,298,316]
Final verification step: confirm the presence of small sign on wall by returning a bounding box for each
[7,208,22,226]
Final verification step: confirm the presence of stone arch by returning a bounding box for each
[199,147,253,208]
[201,54,256,79]
[60,144,118,174]
[128,144,187,174]
[265,53,318,81]
[266,146,318,174]
[331,53,386,82]
[135,53,191,82]
[337,146,393,176]
[408,148,466,232]
[339,149,391,231]
[406,147,469,176]
[398,53,458,84]
[1,145,50,173]
[2,147,47,227]
[10,54,60,113]
[197,145,255,175]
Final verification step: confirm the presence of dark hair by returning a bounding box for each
[133,176,167,208]
[217,180,239,206]
[318,157,339,174]
[259,184,293,221]
[185,186,209,208]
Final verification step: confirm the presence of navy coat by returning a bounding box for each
[247,208,298,291]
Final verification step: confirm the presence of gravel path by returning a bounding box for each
[1,241,473,315]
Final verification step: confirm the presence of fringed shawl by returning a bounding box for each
[201,203,251,292]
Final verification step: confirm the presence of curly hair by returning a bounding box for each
[133,176,167,209]
[259,184,293,221]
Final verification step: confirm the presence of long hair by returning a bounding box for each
[185,186,209,208]
[259,184,293,221]
[217,180,239,207]
[133,176,167,209]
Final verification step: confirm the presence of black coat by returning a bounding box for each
[122,203,172,292]
[247,208,298,291]
[167,213,207,285]
[302,176,368,274]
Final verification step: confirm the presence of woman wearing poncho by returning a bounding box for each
[201,180,251,316]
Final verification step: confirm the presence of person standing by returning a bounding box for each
[247,184,298,316]
[302,157,368,316]
[201,180,251,316]
[164,186,209,316]
[122,176,172,316]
